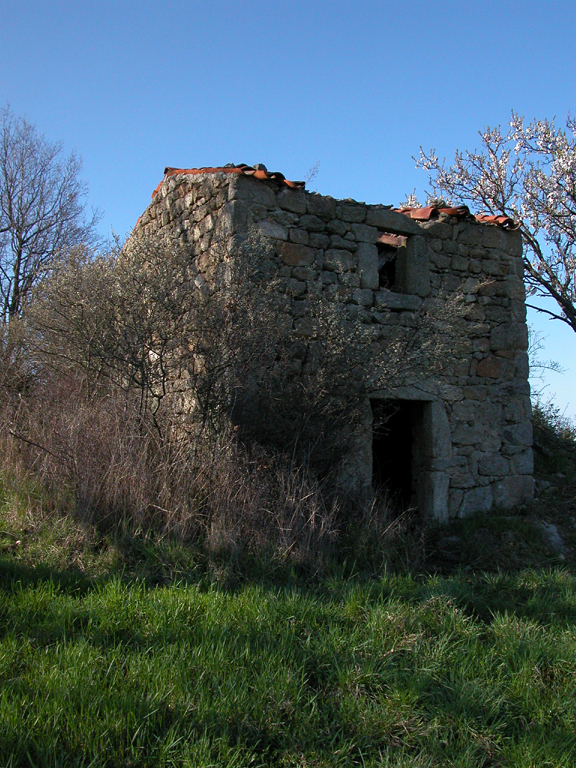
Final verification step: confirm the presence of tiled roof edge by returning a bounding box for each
[395,205,519,230]
[151,164,306,198]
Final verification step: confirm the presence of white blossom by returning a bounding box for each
[417,112,576,333]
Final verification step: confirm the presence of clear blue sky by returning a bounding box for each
[2,0,575,415]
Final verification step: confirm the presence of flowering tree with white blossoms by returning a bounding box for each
[417,113,576,334]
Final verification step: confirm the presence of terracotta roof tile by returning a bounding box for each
[395,205,519,229]
[473,213,518,229]
[151,163,305,198]
[396,205,465,221]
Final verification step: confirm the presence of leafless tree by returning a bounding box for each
[0,106,100,324]
[417,113,576,334]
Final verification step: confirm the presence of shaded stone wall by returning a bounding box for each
[132,171,534,519]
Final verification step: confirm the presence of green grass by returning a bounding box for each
[1,553,576,766]
[0,402,575,767]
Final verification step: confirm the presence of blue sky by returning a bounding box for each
[2,0,575,415]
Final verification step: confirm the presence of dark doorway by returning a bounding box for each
[371,399,423,508]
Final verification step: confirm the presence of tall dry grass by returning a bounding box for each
[0,369,350,565]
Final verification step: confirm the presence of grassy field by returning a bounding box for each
[0,403,575,767]
[1,554,576,767]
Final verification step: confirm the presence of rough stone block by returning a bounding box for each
[229,176,276,207]
[292,299,310,318]
[441,273,461,292]
[452,422,484,446]
[514,351,529,378]
[289,228,309,245]
[330,234,358,250]
[504,231,523,257]
[419,220,453,239]
[482,259,508,277]
[255,219,287,241]
[277,241,315,267]
[452,401,479,421]
[481,225,509,250]
[510,450,534,475]
[449,489,464,517]
[504,395,531,423]
[322,271,338,285]
[214,200,249,239]
[492,475,534,508]
[338,203,366,223]
[459,485,493,517]
[490,322,528,351]
[309,233,330,249]
[431,253,452,270]
[510,299,527,322]
[374,290,422,311]
[476,356,502,378]
[350,223,378,242]
[478,454,509,476]
[463,385,487,401]
[365,207,422,235]
[287,278,307,297]
[357,243,379,289]
[502,275,525,300]
[323,249,356,272]
[503,422,533,446]
[327,219,348,235]
[457,225,482,246]
[299,214,326,232]
[294,318,313,337]
[426,457,464,471]
[292,266,315,281]
[398,236,430,296]
[442,240,459,255]
[417,471,449,522]
[352,288,373,306]
[451,255,470,271]
[450,467,477,488]
[307,194,336,218]
[271,209,298,226]
[423,400,452,458]
[277,188,306,213]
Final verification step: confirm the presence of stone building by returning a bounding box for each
[131,163,534,521]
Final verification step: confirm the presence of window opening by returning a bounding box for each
[376,232,407,289]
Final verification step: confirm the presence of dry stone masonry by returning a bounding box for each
[132,166,534,521]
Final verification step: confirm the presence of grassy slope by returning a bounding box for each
[0,408,575,767]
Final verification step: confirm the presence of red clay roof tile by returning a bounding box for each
[395,205,518,229]
[151,164,305,198]
[473,213,518,229]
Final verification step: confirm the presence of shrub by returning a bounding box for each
[0,228,467,567]
[532,401,576,477]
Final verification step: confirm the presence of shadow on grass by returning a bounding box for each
[1,551,576,654]
[0,554,95,594]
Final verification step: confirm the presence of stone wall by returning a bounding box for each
[132,171,534,520]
